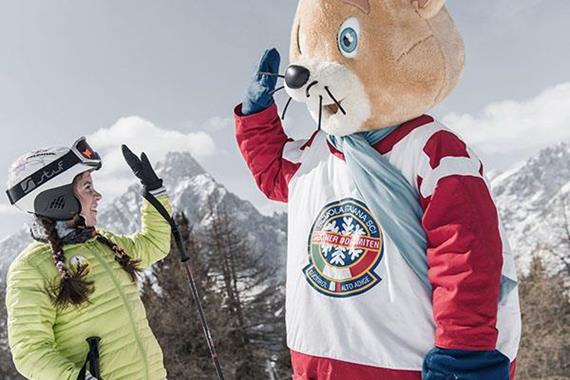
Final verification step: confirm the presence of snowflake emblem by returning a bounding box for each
[330,248,347,265]
[305,198,384,297]
[318,216,367,267]
[321,221,340,257]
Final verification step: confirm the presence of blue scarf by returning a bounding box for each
[327,129,517,300]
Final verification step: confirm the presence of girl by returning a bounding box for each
[5,137,171,380]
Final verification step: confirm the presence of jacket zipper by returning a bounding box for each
[90,242,150,379]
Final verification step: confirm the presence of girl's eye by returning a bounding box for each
[338,17,360,58]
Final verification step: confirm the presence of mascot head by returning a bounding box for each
[284,0,465,136]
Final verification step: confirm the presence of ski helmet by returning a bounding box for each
[6,137,102,220]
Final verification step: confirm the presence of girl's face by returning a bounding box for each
[73,171,102,227]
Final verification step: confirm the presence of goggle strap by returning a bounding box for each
[6,151,81,205]
[5,189,15,205]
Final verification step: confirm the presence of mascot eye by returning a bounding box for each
[338,17,360,58]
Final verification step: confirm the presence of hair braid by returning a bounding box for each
[95,234,142,282]
[40,218,94,309]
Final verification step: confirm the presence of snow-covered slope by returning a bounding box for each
[492,142,570,274]
[0,152,287,280]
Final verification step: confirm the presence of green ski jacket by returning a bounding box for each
[6,195,172,380]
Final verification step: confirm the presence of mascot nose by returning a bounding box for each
[285,65,311,89]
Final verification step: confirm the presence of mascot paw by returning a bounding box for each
[242,48,281,115]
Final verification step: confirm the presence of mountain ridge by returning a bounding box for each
[492,141,570,274]
[0,151,287,280]
[1,143,568,280]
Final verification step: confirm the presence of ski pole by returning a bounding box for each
[86,337,102,379]
[142,191,225,380]
[78,336,101,380]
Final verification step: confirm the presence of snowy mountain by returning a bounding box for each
[100,152,287,267]
[0,152,287,280]
[0,227,32,278]
[2,143,568,281]
[492,142,570,274]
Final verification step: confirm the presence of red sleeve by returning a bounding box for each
[234,103,301,203]
[420,131,503,350]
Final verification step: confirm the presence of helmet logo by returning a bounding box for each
[37,161,66,187]
[18,160,65,195]
[20,177,37,194]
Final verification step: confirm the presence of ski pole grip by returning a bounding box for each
[77,336,101,380]
[86,336,100,351]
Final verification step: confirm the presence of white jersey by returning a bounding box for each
[235,105,521,371]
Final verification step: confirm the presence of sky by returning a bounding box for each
[0,0,569,239]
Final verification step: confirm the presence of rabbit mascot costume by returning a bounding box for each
[234,0,521,379]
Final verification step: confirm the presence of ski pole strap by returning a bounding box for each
[77,336,101,380]
[142,190,189,262]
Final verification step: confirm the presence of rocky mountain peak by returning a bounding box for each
[0,149,287,281]
[155,151,206,180]
[493,141,570,274]
[493,141,570,204]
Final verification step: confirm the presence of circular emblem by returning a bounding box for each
[303,198,383,297]
[69,256,91,275]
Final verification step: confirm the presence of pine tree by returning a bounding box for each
[142,212,227,379]
[142,203,291,379]
[517,256,570,380]
[205,197,290,379]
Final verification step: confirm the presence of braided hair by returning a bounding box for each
[41,220,143,309]
[95,234,142,282]
[41,217,94,309]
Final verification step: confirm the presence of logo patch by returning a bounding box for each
[20,178,37,194]
[69,256,91,275]
[304,198,383,297]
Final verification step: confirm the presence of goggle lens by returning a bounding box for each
[75,139,101,161]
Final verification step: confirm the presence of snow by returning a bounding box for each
[493,141,570,275]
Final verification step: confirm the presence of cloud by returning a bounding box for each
[201,116,233,132]
[0,203,21,216]
[443,82,570,169]
[87,116,216,201]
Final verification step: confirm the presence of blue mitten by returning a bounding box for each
[242,48,281,116]
[422,347,510,380]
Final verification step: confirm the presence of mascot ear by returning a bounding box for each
[412,0,446,19]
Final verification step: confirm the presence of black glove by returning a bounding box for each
[121,145,163,192]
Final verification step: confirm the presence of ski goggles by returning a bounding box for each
[6,137,102,205]
[72,136,101,165]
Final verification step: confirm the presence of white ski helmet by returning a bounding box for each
[6,137,102,220]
